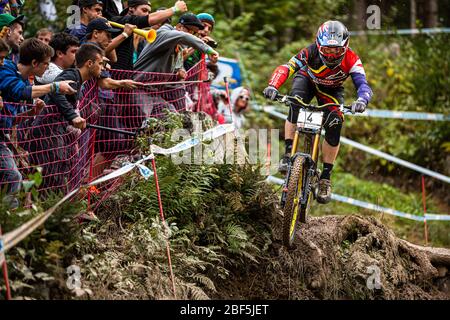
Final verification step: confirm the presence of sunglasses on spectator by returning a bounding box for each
[239,95,249,101]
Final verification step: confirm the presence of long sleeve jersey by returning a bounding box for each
[0,59,33,130]
[269,43,373,104]
[134,24,212,74]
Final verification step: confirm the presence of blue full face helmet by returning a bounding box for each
[316,20,349,69]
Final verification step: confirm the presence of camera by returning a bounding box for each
[205,39,218,49]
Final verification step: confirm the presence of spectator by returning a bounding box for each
[101,0,123,20]
[0,35,6,65]
[67,0,103,41]
[134,13,219,75]
[0,1,10,14]
[218,86,251,130]
[84,17,135,64]
[82,18,141,89]
[27,44,105,191]
[0,13,24,64]
[36,28,53,45]
[110,0,188,71]
[0,0,22,17]
[0,38,76,118]
[133,13,219,115]
[197,13,215,39]
[43,43,106,131]
[35,32,80,85]
[0,37,18,208]
[0,38,76,129]
[183,12,217,71]
[0,38,75,207]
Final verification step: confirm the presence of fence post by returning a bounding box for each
[0,226,12,300]
[86,128,97,215]
[149,144,177,299]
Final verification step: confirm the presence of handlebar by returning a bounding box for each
[275,94,353,112]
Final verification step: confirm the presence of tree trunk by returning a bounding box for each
[425,0,438,27]
[410,0,417,29]
[353,0,367,30]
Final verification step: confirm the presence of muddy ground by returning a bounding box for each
[214,212,450,300]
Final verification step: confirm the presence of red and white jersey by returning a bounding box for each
[268,43,372,103]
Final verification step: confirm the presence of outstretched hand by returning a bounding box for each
[208,49,219,64]
[120,80,143,90]
[72,116,86,130]
[34,98,46,115]
[58,80,77,95]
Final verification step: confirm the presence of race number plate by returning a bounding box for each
[297,110,323,130]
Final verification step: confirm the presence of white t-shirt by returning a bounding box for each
[35,62,63,84]
[113,0,123,13]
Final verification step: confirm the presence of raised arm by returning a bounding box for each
[174,31,219,62]
[105,24,137,63]
[147,1,188,25]
[0,72,76,100]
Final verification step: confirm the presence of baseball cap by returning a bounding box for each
[120,0,151,16]
[179,13,204,30]
[86,18,120,34]
[0,14,24,29]
[79,0,103,8]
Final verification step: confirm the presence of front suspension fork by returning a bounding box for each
[280,131,320,208]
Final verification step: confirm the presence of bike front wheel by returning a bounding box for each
[282,155,307,248]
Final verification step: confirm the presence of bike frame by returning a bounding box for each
[290,125,321,205]
[279,94,351,209]
[281,110,323,210]
[273,94,352,247]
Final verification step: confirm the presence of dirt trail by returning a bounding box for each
[214,212,450,300]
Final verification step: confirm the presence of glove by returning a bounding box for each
[263,86,279,101]
[351,98,367,114]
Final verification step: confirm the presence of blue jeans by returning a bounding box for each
[0,142,22,195]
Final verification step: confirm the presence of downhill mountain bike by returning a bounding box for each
[275,94,352,248]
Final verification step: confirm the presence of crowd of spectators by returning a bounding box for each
[0,0,250,210]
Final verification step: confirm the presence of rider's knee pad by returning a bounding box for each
[324,111,342,147]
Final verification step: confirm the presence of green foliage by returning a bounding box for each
[63,111,278,298]
[0,193,86,299]
[22,0,72,37]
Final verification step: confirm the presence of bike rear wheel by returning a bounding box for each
[282,155,307,248]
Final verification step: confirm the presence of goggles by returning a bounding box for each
[319,46,346,57]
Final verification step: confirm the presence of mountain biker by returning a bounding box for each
[263,20,372,204]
